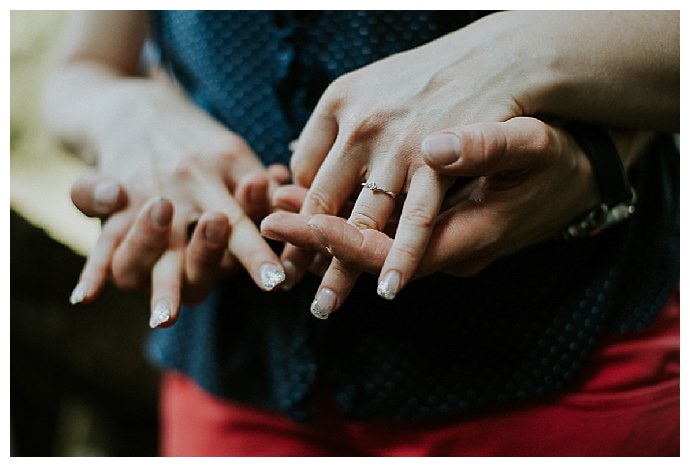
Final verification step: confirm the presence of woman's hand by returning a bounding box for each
[273,9,677,319]
[263,117,632,317]
[277,21,532,317]
[70,162,290,308]
[67,78,287,328]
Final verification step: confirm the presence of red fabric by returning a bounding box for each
[160,290,679,456]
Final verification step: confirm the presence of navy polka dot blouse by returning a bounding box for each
[146,11,679,421]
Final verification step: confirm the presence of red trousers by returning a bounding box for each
[160,290,679,456]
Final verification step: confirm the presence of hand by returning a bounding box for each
[278,25,532,317]
[263,117,605,316]
[70,163,291,308]
[69,79,287,328]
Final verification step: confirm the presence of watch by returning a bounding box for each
[561,122,637,240]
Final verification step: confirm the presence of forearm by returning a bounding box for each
[492,10,679,132]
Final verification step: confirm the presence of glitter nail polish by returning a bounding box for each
[310,288,336,319]
[260,263,286,291]
[150,301,172,328]
[377,270,401,300]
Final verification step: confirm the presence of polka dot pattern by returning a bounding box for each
[145,12,679,422]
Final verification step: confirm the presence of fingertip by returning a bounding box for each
[259,262,286,291]
[71,172,126,218]
[149,197,174,229]
[377,269,401,300]
[149,299,174,328]
[200,211,231,246]
[267,163,291,184]
[69,280,96,305]
[93,180,125,214]
[310,287,336,319]
[272,185,306,212]
[421,131,463,168]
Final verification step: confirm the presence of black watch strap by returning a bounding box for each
[566,122,633,207]
[561,122,637,239]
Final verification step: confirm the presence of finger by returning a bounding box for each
[197,186,286,291]
[308,214,390,275]
[68,211,132,305]
[416,196,502,278]
[308,252,331,278]
[272,185,307,213]
[421,117,552,176]
[149,247,184,328]
[261,212,329,254]
[280,136,364,287]
[70,171,127,218]
[183,211,231,304]
[235,171,270,222]
[309,166,403,312]
[309,258,360,320]
[267,163,291,184]
[289,103,339,188]
[377,169,451,300]
[110,197,173,291]
[348,166,403,232]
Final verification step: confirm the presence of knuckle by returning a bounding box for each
[226,209,250,228]
[476,125,508,165]
[321,74,351,114]
[390,241,423,266]
[111,267,146,292]
[348,210,381,231]
[532,123,552,154]
[305,188,339,214]
[401,204,435,230]
[170,154,205,181]
[347,112,383,142]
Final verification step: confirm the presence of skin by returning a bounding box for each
[55,11,678,321]
[44,11,291,327]
[262,117,655,314]
[275,11,678,316]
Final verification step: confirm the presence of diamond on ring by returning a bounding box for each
[361,181,397,200]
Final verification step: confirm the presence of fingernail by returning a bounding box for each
[377,270,401,300]
[93,181,120,211]
[259,263,286,291]
[203,218,227,246]
[150,198,172,228]
[281,260,296,291]
[310,287,336,319]
[421,132,462,166]
[248,183,266,204]
[150,300,172,328]
[69,281,89,305]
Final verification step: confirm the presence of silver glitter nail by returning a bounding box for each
[149,301,171,328]
[69,282,89,305]
[310,298,330,320]
[260,263,286,291]
[376,282,395,300]
[377,270,400,300]
[310,288,336,320]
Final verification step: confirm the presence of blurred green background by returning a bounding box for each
[10,11,159,456]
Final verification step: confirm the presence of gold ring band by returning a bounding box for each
[361,181,397,200]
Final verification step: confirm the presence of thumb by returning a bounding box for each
[421,117,552,176]
[70,170,127,218]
